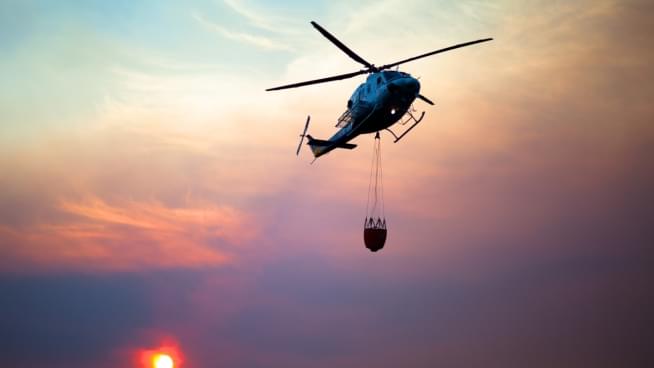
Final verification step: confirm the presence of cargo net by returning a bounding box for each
[365,132,386,230]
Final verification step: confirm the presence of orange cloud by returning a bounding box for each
[0,196,256,273]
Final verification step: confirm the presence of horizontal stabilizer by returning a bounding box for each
[336,142,357,149]
[307,135,357,150]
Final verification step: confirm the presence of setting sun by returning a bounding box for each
[153,354,174,368]
[138,341,182,368]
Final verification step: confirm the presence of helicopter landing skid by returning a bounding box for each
[385,111,425,143]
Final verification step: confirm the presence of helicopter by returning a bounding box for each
[266,21,492,159]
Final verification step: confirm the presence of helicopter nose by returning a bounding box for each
[387,77,420,98]
[387,77,420,97]
[405,78,420,94]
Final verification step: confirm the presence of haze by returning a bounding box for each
[1,1,652,367]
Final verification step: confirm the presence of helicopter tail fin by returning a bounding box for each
[306,135,330,146]
[306,135,326,157]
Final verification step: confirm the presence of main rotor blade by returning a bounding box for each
[310,21,373,69]
[266,69,366,91]
[380,38,493,70]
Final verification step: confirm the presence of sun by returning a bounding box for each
[153,354,174,368]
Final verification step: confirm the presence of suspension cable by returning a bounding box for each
[366,131,384,222]
[365,137,376,219]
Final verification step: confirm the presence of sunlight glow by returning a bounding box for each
[153,354,174,368]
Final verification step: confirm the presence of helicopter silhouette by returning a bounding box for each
[266,21,492,159]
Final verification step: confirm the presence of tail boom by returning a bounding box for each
[307,135,357,158]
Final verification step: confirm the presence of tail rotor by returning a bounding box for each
[296,115,311,155]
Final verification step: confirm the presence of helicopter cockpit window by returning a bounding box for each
[382,71,401,81]
[355,86,363,101]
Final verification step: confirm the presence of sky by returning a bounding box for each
[1,0,653,367]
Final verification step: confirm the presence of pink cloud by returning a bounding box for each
[0,196,256,272]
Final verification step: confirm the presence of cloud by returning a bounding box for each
[222,0,301,34]
[193,12,293,51]
[0,196,254,272]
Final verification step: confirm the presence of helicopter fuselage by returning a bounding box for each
[309,70,420,157]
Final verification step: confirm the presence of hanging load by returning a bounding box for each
[364,132,387,252]
[364,217,387,252]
